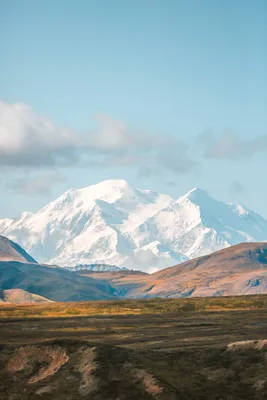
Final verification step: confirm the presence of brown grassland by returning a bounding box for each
[1,294,267,319]
[0,295,267,399]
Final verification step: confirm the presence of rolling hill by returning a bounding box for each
[0,236,117,302]
[83,242,267,298]
[0,288,52,304]
[0,235,37,263]
[0,261,117,302]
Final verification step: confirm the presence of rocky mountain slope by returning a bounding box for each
[1,180,267,273]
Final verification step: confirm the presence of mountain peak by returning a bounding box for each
[90,179,130,191]
[48,179,135,210]
[185,187,207,196]
[76,179,136,205]
[78,179,132,195]
[94,178,129,186]
[179,188,211,204]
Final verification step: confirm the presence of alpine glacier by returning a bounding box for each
[1,179,267,272]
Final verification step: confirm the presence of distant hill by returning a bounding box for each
[0,288,52,304]
[0,261,117,302]
[0,235,117,302]
[0,235,37,263]
[145,242,267,298]
[82,242,267,298]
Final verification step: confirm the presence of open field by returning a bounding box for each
[1,307,267,351]
[1,296,267,399]
[1,294,267,319]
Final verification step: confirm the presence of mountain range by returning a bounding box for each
[1,179,267,273]
[1,235,267,302]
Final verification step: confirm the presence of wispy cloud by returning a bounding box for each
[6,173,66,196]
[0,100,199,177]
[200,130,267,160]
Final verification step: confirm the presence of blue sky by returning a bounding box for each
[0,0,267,218]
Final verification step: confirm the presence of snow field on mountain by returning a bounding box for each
[1,179,267,272]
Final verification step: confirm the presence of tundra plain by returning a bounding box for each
[1,296,267,399]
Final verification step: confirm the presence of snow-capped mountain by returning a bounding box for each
[1,179,267,273]
[130,187,267,261]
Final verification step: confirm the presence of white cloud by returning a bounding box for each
[0,100,199,176]
[0,101,85,167]
[200,130,267,160]
[6,173,66,196]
